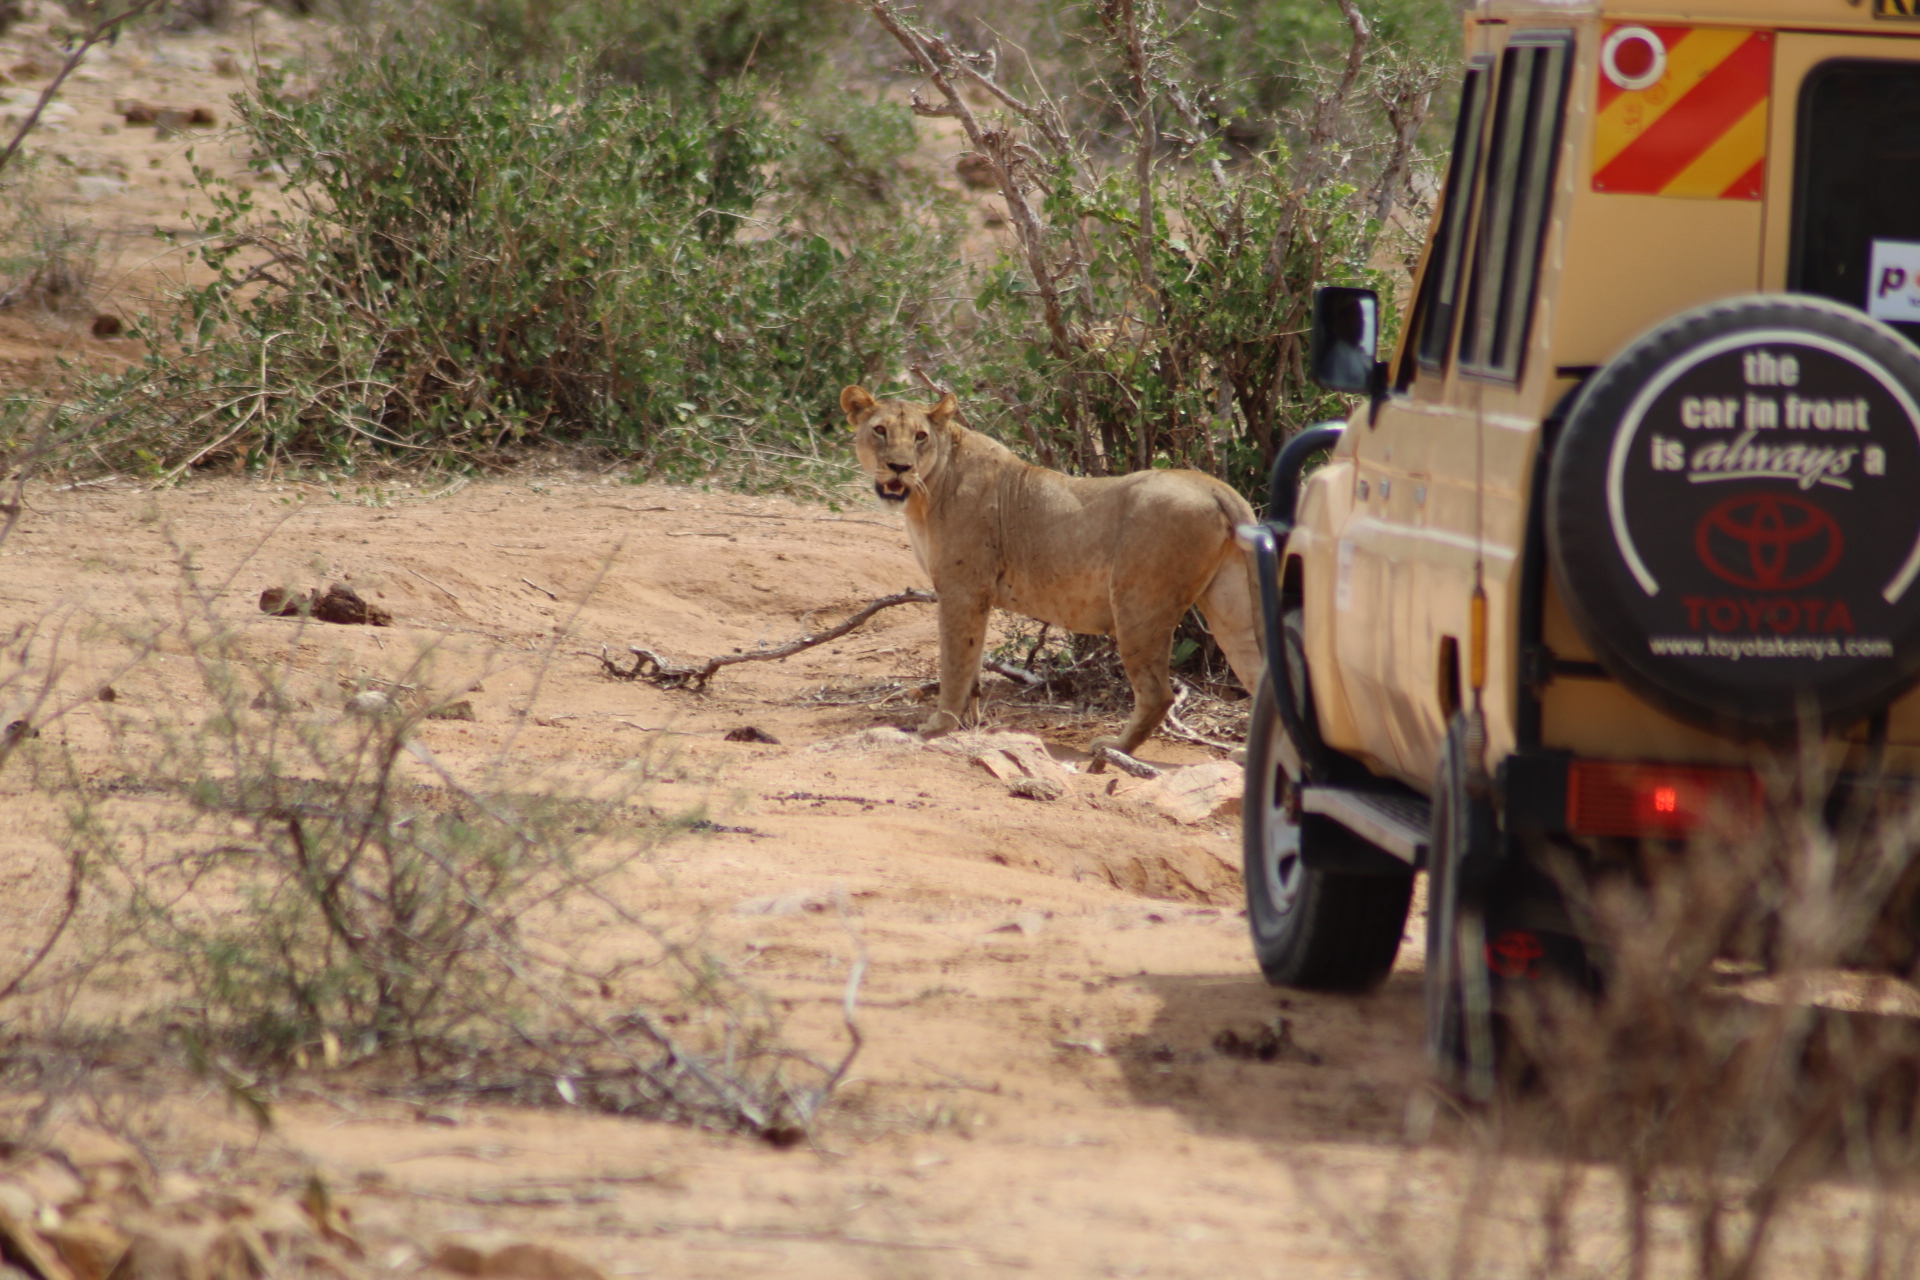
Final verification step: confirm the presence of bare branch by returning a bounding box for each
[597,589,937,690]
[0,0,169,180]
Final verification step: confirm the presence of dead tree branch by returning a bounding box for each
[1089,746,1163,779]
[1264,0,1371,308]
[597,590,937,691]
[862,0,1087,365]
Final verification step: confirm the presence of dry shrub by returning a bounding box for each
[7,531,858,1142]
[1378,748,1920,1279]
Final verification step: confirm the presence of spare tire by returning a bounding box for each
[1547,295,1920,735]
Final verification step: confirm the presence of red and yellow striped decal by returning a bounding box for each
[1593,27,1772,200]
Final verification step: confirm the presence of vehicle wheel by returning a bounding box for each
[1244,611,1414,992]
[1547,294,1920,736]
[1426,714,1498,1099]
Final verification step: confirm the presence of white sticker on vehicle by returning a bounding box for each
[1869,239,1920,322]
[1335,539,1354,611]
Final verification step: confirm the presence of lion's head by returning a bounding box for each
[841,385,956,506]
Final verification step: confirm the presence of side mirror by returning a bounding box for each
[1309,285,1384,396]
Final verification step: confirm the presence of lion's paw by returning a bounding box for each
[917,710,963,740]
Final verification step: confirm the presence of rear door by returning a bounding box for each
[1767,32,1920,745]
[1771,39,1920,336]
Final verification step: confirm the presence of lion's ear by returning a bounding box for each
[928,392,958,425]
[841,386,877,422]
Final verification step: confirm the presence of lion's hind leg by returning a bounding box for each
[1197,554,1266,697]
[1092,592,1187,756]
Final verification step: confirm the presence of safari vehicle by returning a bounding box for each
[1238,0,1920,1093]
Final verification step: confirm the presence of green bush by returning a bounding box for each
[84,46,955,479]
[417,0,842,93]
[860,0,1445,505]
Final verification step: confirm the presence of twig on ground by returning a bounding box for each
[1164,679,1240,752]
[1089,746,1162,779]
[521,577,558,601]
[984,657,1044,688]
[597,590,936,691]
[406,566,462,602]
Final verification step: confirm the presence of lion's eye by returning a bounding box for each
[873,425,887,439]
[915,431,928,442]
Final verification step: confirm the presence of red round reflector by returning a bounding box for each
[1603,26,1667,93]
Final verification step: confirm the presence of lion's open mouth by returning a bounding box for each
[875,479,910,503]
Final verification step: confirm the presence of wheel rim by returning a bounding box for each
[1260,708,1305,919]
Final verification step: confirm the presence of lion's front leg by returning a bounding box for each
[922,592,990,739]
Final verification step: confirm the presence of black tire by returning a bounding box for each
[1425,715,1497,1099]
[1244,612,1414,992]
[1547,294,1920,736]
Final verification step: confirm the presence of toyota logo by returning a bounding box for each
[1694,493,1845,591]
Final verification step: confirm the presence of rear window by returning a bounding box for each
[1790,59,1920,346]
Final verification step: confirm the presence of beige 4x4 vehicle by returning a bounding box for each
[1240,0,1920,1092]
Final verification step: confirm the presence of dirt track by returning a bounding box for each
[0,15,1473,1274]
[0,471,1467,1277]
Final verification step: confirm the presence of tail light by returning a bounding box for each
[1566,760,1761,837]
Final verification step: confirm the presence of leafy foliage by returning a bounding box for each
[862,0,1451,504]
[428,0,842,92]
[81,46,955,479]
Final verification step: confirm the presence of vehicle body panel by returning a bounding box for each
[1290,2,1920,796]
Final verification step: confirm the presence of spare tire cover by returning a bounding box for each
[1547,295,1920,735]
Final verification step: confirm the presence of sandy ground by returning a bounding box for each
[0,470,1464,1279]
[0,16,1469,1273]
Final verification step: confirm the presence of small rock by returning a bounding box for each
[90,314,122,338]
[73,175,126,202]
[1135,760,1243,824]
[261,583,392,626]
[188,106,216,125]
[1212,1018,1322,1066]
[0,1185,32,1225]
[8,61,48,81]
[345,690,394,718]
[1006,776,1063,801]
[0,1198,72,1280]
[115,100,157,124]
[45,1213,128,1280]
[108,1225,261,1280]
[258,586,308,617]
[321,580,393,622]
[10,1155,83,1210]
[987,911,1048,937]
[1,720,36,746]
[723,725,779,744]
[808,727,916,754]
[431,1238,607,1280]
[212,54,240,76]
[427,700,475,722]
[937,730,1077,787]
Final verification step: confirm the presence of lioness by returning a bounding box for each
[841,385,1265,753]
